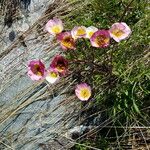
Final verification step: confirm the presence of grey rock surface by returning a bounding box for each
[0,0,80,149]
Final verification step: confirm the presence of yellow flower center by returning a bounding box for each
[34,64,42,76]
[56,65,65,72]
[111,29,124,37]
[96,35,109,46]
[80,88,91,99]
[51,26,61,34]
[62,36,74,48]
[76,28,86,36]
[36,71,42,76]
[49,72,58,78]
[88,31,94,38]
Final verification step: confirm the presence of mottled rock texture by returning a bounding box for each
[0,0,80,149]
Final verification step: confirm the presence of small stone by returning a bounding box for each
[9,31,16,42]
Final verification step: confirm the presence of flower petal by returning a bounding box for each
[46,69,60,84]
[27,60,46,81]
[109,22,131,42]
[90,30,110,48]
[75,83,91,101]
[57,32,76,50]
[50,55,68,75]
[86,26,98,39]
[45,18,63,35]
[71,26,87,39]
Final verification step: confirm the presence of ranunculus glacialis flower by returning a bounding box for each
[27,60,46,81]
[57,32,76,50]
[75,83,91,101]
[86,26,98,39]
[45,69,59,84]
[45,18,63,35]
[90,30,110,48]
[109,22,131,42]
[50,55,68,75]
[71,26,87,39]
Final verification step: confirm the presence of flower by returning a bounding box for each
[50,55,68,75]
[45,69,59,84]
[90,30,110,48]
[27,60,46,81]
[71,26,87,39]
[75,83,91,101]
[57,32,76,50]
[86,26,98,39]
[109,22,131,42]
[45,18,63,35]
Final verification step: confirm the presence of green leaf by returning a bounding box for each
[133,102,140,114]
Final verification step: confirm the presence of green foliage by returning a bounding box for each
[72,137,109,150]
[65,0,150,148]
[67,0,149,115]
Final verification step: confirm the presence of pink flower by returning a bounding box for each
[90,30,110,48]
[57,32,76,50]
[45,69,59,84]
[109,22,131,42]
[71,26,87,39]
[86,26,98,39]
[50,55,68,75]
[45,18,63,35]
[27,60,46,81]
[75,83,91,101]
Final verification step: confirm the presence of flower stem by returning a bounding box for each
[119,0,135,22]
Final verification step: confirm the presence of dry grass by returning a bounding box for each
[0,0,150,149]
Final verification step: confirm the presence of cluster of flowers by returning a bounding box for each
[27,18,131,101]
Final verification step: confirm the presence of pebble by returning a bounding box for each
[9,30,16,42]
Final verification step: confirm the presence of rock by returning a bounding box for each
[0,0,80,149]
[9,31,16,42]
